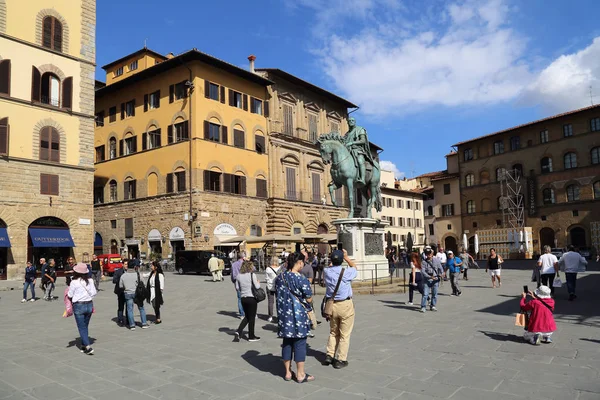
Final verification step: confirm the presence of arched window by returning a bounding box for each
[41,73,60,107]
[466,200,475,214]
[39,126,60,162]
[495,167,507,182]
[42,16,63,52]
[255,133,265,154]
[512,164,523,179]
[566,185,580,202]
[233,126,245,149]
[541,157,553,174]
[147,173,158,197]
[109,138,117,159]
[109,180,117,202]
[593,181,600,200]
[591,147,599,165]
[542,188,555,205]
[564,152,577,169]
[480,170,490,185]
[250,224,263,236]
[465,174,474,187]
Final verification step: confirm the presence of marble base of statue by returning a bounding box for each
[332,218,389,281]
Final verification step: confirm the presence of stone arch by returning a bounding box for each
[231,164,248,176]
[307,160,325,172]
[0,0,6,34]
[230,119,247,132]
[252,124,267,135]
[36,64,67,81]
[0,207,20,229]
[171,111,187,124]
[145,119,160,132]
[122,126,135,138]
[205,111,223,125]
[22,209,77,228]
[281,153,300,165]
[32,118,67,161]
[147,172,159,197]
[305,211,332,233]
[205,160,225,172]
[171,160,188,172]
[144,165,161,177]
[35,9,70,52]
[479,168,490,185]
[283,207,308,233]
[254,169,267,179]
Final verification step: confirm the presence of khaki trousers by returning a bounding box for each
[326,299,355,361]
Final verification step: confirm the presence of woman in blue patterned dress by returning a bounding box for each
[275,252,315,383]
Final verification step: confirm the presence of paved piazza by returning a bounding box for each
[0,262,599,400]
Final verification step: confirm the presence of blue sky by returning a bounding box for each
[97,0,600,177]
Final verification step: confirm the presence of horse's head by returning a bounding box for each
[316,132,345,165]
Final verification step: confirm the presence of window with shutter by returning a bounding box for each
[148,90,160,109]
[40,173,59,195]
[169,84,174,103]
[255,135,265,154]
[124,218,134,238]
[40,73,60,107]
[31,66,41,102]
[0,117,8,156]
[0,60,10,95]
[42,17,63,52]
[206,171,221,191]
[233,129,245,148]
[109,180,117,201]
[175,171,186,192]
[220,86,225,104]
[125,99,135,117]
[168,125,173,144]
[308,114,318,142]
[264,101,270,117]
[124,136,136,155]
[250,98,262,115]
[231,91,243,108]
[148,129,161,149]
[166,173,174,193]
[62,77,72,109]
[95,111,105,127]
[207,122,220,142]
[283,104,293,136]
[95,145,105,162]
[243,94,248,111]
[39,126,60,162]
[256,178,267,198]
[174,121,188,142]
[312,173,321,203]
[285,167,296,200]
[174,81,187,100]
[223,173,232,193]
[108,106,116,123]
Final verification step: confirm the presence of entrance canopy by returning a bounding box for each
[0,228,10,247]
[29,228,75,247]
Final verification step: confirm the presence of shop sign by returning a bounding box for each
[78,218,91,225]
[214,223,236,236]
[170,227,185,241]
[148,229,162,242]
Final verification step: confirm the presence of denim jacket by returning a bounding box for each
[421,257,444,280]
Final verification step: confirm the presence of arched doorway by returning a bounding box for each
[539,228,555,250]
[94,232,103,256]
[468,236,475,255]
[0,219,10,280]
[110,239,119,255]
[317,224,329,255]
[28,217,74,272]
[569,227,586,247]
[444,236,458,254]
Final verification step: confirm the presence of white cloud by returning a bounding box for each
[521,37,600,113]
[380,160,404,179]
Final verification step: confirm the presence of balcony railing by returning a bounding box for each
[41,96,60,107]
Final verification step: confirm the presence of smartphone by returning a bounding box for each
[337,242,343,251]
[295,243,301,253]
[523,285,528,293]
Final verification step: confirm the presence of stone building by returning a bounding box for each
[454,105,600,256]
[254,67,355,241]
[93,49,271,259]
[0,0,96,279]
[415,152,463,253]
[374,171,426,250]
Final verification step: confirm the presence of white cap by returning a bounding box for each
[447,250,453,255]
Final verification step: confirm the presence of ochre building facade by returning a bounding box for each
[0,0,96,279]
[455,105,600,256]
[93,49,270,259]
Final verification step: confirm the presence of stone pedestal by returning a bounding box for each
[332,218,389,281]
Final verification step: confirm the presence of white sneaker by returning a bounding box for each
[407,302,413,305]
[29,298,36,302]
[21,299,26,303]
[267,317,273,322]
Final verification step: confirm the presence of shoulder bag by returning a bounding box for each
[250,272,266,302]
[134,272,148,307]
[321,268,345,321]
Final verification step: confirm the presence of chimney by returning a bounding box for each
[166,52,174,59]
[248,55,256,73]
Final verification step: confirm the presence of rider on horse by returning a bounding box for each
[343,117,376,185]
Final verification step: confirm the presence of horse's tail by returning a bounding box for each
[374,185,383,212]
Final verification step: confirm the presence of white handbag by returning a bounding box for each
[553,277,563,288]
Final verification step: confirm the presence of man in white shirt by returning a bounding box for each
[558,245,588,301]
[537,245,558,295]
[436,248,447,279]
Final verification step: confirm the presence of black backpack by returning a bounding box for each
[134,272,148,306]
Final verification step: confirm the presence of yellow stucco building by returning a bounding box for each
[93,48,270,258]
[0,0,96,279]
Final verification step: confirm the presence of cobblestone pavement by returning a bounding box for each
[0,262,599,400]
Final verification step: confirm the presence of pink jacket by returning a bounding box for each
[520,297,556,333]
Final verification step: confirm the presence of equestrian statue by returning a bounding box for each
[316,117,382,219]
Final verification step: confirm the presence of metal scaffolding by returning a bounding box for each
[499,168,525,229]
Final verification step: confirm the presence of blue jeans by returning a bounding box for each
[23,281,35,299]
[421,279,439,309]
[282,337,307,362]
[73,301,93,347]
[565,272,577,295]
[124,293,147,327]
[236,288,245,317]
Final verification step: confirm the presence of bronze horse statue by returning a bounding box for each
[317,132,382,218]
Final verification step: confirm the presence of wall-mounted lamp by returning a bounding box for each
[161,236,166,244]
[204,235,210,242]
[140,238,145,245]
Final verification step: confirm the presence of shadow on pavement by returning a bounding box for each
[580,338,600,344]
[475,274,600,327]
[479,330,524,343]
[217,310,240,319]
[66,337,96,348]
[241,350,282,377]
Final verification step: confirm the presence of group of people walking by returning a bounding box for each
[231,248,358,383]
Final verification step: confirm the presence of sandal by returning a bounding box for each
[284,372,296,382]
[297,374,315,383]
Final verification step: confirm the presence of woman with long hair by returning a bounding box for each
[408,253,423,305]
[68,263,97,355]
[146,261,165,324]
[486,248,504,288]
[235,260,261,341]
[275,252,314,383]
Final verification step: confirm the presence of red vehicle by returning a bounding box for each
[99,254,123,275]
